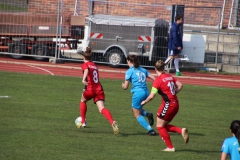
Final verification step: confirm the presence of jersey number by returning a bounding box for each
[93,70,98,83]
[167,81,176,95]
[136,72,146,82]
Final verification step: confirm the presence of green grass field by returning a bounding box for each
[0,71,239,160]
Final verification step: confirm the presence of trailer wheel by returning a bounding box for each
[32,44,48,61]
[9,43,26,59]
[107,49,125,67]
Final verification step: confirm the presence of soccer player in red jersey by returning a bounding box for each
[141,60,189,151]
[78,47,119,135]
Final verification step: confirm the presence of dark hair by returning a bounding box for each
[127,55,140,68]
[83,47,92,60]
[230,120,240,143]
[155,60,165,71]
[175,15,183,22]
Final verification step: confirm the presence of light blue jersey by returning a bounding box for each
[125,66,150,109]
[221,136,240,160]
[125,66,149,93]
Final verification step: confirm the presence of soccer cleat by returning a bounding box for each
[147,113,154,126]
[176,72,183,76]
[112,121,119,135]
[77,123,86,128]
[162,147,175,152]
[182,128,189,144]
[147,130,157,136]
[82,123,86,128]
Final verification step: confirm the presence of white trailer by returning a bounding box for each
[77,14,169,67]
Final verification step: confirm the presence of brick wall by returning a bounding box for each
[28,0,232,28]
[28,0,89,16]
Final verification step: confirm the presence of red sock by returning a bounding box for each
[157,126,174,148]
[101,108,114,125]
[80,101,87,124]
[165,124,182,134]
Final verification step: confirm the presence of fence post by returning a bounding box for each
[215,7,222,68]
[55,0,60,59]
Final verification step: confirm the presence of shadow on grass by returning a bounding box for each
[169,132,205,136]
[175,149,220,153]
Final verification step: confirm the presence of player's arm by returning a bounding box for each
[148,73,155,81]
[175,80,183,94]
[82,69,89,85]
[141,87,157,106]
[220,152,228,160]
[122,80,129,90]
[172,28,181,50]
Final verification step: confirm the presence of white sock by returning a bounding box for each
[165,57,172,64]
[174,58,180,72]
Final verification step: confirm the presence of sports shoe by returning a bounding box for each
[182,128,189,144]
[112,121,119,135]
[147,113,154,126]
[147,130,157,136]
[162,147,175,152]
[77,123,86,128]
[176,72,183,76]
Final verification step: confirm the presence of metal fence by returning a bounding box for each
[183,6,222,68]
[0,0,230,69]
[229,0,240,29]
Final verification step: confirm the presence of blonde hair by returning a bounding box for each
[83,47,92,60]
[155,60,165,71]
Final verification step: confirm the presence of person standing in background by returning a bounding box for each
[165,15,183,76]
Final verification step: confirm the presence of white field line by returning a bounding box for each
[27,65,54,75]
[0,96,10,98]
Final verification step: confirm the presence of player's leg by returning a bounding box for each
[156,102,175,151]
[95,90,119,134]
[140,91,154,126]
[164,102,189,144]
[173,52,183,76]
[164,50,174,65]
[96,100,114,124]
[132,92,156,135]
[157,102,189,150]
[156,117,175,151]
[163,104,183,134]
[165,124,189,144]
[78,90,91,128]
[141,109,154,126]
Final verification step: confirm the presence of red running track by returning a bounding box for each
[0,56,240,89]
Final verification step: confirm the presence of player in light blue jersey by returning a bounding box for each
[221,120,240,160]
[122,55,156,136]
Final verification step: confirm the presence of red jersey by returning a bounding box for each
[81,61,102,90]
[152,73,178,102]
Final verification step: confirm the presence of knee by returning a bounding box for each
[99,107,105,113]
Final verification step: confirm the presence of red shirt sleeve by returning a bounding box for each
[81,63,88,72]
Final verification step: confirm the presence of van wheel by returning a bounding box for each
[107,49,125,67]
[9,43,25,59]
[32,44,48,61]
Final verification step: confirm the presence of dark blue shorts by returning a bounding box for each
[168,49,181,56]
